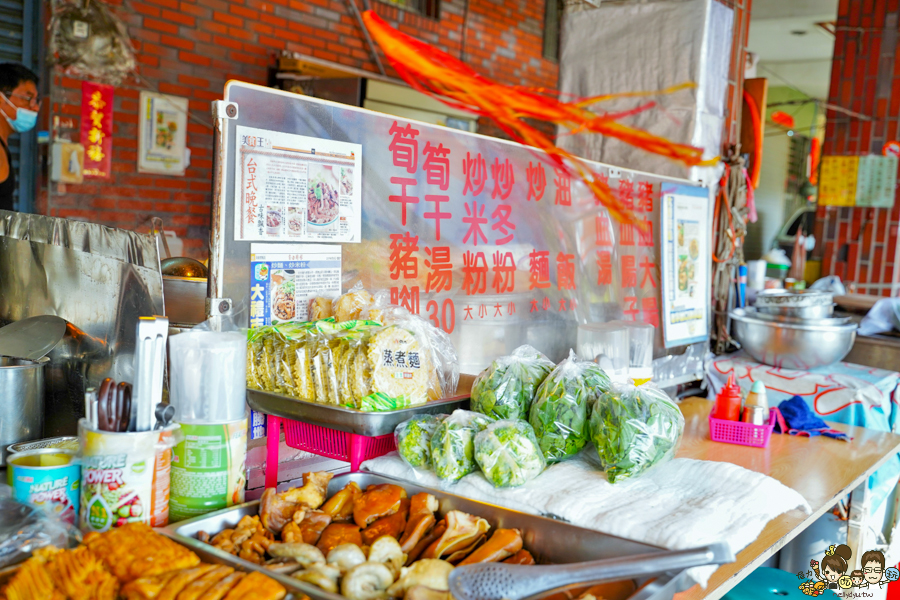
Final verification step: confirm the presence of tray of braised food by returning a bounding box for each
[0,521,297,600]
[163,471,705,600]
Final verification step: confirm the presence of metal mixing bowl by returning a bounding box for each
[731,308,857,369]
[755,303,835,319]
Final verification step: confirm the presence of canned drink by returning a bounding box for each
[7,448,80,524]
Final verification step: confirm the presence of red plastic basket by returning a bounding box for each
[282,418,396,470]
[708,408,777,448]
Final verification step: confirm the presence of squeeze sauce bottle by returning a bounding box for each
[713,373,743,421]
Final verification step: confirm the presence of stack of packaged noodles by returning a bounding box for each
[247,287,459,412]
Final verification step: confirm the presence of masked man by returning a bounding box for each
[0,63,39,211]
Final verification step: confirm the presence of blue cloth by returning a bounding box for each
[776,396,851,441]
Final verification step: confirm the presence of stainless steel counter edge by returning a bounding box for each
[246,389,470,436]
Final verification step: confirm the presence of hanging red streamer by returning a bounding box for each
[361,11,715,227]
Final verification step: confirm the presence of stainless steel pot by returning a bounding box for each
[756,303,835,319]
[730,308,857,370]
[0,356,46,465]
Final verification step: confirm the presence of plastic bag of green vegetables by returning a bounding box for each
[395,414,448,469]
[588,383,684,483]
[474,420,546,488]
[528,351,611,463]
[430,410,494,482]
[471,345,555,420]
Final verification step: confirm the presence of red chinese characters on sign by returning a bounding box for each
[422,142,450,190]
[424,246,452,293]
[637,219,653,247]
[245,158,259,224]
[596,251,612,285]
[424,195,451,241]
[391,286,420,314]
[526,161,547,202]
[618,179,634,210]
[490,157,515,200]
[638,182,654,212]
[528,250,551,289]
[389,121,419,173]
[596,215,613,247]
[557,252,575,290]
[462,251,488,295]
[463,152,488,196]
[389,177,418,226]
[491,251,515,294]
[640,256,657,289]
[462,201,488,246]
[642,297,660,327]
[80,81,113,179]
[554,169,571,206]
[490,204,515,245]
[620,222,634,246]
[389,232,419,280]
[621,255,637,288]
[624,297,640,320]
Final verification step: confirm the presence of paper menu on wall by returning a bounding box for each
[235,126,362,242]
[249,243,342,328]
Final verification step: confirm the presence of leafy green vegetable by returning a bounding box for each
[474,419,546,488]
[430,410,494,482]
[528,351,612,464]
[395,414,447,468]
[588,384,684,483]
[471,345,555,420]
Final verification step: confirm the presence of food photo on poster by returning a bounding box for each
[4,2,900,600]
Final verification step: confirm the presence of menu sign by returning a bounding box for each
[235,127,362,243]
[660,184,711,348]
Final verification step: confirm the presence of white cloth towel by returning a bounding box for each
[361,452,811,588]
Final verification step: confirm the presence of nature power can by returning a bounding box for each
[168,416,247,522]
[78,420,180,532]
[7,448,81,524]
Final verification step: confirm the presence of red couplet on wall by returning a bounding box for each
[80,81,114,180]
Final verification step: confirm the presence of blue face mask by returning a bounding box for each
[1,93,37,133]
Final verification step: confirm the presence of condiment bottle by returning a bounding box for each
[713,373,742,421]
[744,380,769,412]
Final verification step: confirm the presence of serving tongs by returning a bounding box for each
[448,542,734,600]
[131,316,169,432]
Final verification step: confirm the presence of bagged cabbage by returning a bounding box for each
[474,420,546,488]
[589,383,684,483]
[528,351,611,464]
[471,345,555,420]
[395,414,447,468]
[430,410,494,482]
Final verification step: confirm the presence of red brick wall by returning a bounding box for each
[818,0,900,295]
[44,0,559,259]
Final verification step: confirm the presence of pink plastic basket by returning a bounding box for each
[264,415,398,488]
[708,408,777,448]
[282,418,396,469]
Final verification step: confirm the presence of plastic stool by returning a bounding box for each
[722,567,817,599]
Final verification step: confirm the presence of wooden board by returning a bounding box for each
[673,397,900,600]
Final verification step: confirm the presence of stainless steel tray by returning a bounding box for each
[0,533,315,600]
[162,472,698,600]
[246,375,474,437]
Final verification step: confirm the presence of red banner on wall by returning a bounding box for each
[80,81,113,179]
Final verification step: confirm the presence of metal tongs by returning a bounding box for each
[448,543,735,600]
[131,316,169,432]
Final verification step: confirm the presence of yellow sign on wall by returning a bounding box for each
[819,156,859,206]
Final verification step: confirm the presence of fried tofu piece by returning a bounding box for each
[84,523,201,582]
[175,566,234,600]
[221,572,286,600]
[197,573,245,600]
